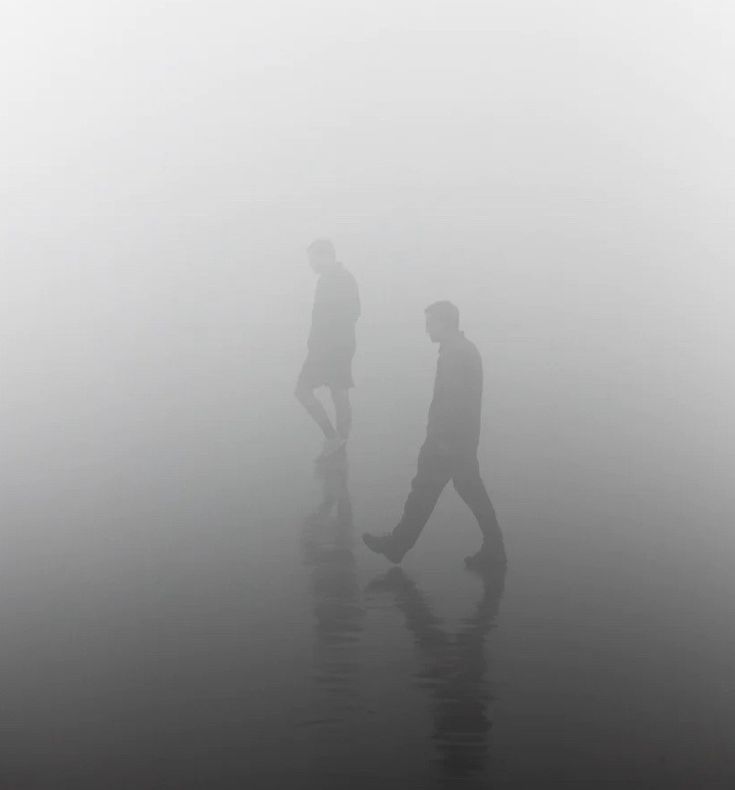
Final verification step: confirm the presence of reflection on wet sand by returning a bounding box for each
[300,448,507,782]
[367,564,506,780]
[300,450,367,777]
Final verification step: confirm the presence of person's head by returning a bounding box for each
[307,238,337,273]
[425,301,460,343]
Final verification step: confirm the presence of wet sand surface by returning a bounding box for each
[2,344,734,790]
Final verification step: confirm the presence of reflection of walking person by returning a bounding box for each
[300,452,366,776]
[366,565,506,779]
[295,239,360,461]
[363,301,506,569]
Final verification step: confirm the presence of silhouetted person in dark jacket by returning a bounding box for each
[295,239,360,461]
[363,301,506,569]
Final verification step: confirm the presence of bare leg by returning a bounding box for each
[295,384,336,438]
[330,387,352,439]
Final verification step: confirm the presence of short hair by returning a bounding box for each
[307,238,336,258]
[425,300,460,329]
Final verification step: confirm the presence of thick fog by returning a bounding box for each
[2,2,734,787]
[4,0,733,551]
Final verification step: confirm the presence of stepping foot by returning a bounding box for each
[362,532,405,564]
[464,547,507,572]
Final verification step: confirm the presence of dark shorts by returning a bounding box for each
[297,346,355,391]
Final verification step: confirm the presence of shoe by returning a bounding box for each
[362,532,406,564]
[464,546,507,571]
[316,436,346,461]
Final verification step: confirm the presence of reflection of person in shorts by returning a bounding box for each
[295,239,360,460]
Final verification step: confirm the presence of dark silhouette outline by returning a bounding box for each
[363,301,505,567]
[295,239,361,461]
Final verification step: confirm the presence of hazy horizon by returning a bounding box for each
[2,2,734,787]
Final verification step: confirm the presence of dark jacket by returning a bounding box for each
[426,331,483,453]
[308,265,360,355]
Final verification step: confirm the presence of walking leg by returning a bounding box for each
[391,444,453,556]
[295,383,336,439]
[330,387,352,439]
[452,455,506,561]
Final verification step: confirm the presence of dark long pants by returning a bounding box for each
[391,441,505,557]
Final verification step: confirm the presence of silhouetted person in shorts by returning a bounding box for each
[295,239,360,461]
[362,301,506,569]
